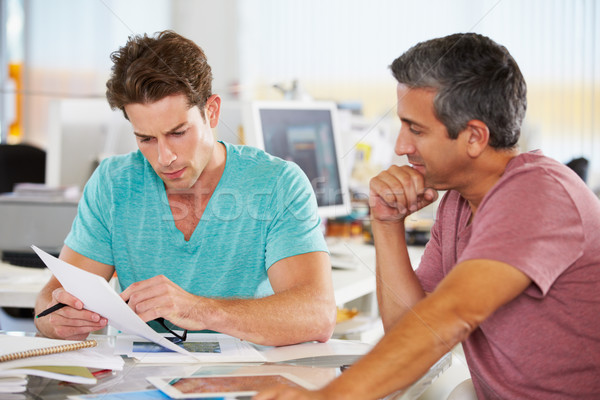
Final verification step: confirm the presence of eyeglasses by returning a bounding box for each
[153,317,188,344]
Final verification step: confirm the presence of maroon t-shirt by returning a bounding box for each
[417,151,600,399]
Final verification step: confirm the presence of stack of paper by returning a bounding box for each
[0,335,124,393]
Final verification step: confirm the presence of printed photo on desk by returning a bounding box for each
[114,333,266,363]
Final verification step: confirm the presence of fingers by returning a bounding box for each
[422,187,439,205]
[38,288,107,340]
[369,165,437,221]
[120,275,185,323]
[52,287,83,310]
[47,310,108,340]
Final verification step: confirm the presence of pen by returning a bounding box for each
[35,303,67,318]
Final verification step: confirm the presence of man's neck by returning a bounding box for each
[168,141,227,200]
[459,147,521,216]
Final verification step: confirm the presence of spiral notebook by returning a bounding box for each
[0,335,124,392]
[0,335,124,371]
[0,336,97,362]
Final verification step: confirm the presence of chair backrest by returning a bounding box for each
[566,157,589,183]
[0,143,46,193]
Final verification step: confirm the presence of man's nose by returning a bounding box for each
[158,140,176,166]
[395,127,416,156]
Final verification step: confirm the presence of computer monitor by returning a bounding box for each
[45,98,137,190]
[243,101,350,219]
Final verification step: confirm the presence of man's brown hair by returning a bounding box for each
[106,30,213,119]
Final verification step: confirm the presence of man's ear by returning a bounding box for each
[463,119,490,157]
[205,94,221,128]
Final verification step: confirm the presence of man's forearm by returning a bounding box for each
[190,286,336,346]
[320,293,467,400]
[372,220,426,331]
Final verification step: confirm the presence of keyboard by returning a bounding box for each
[1,251,56,269]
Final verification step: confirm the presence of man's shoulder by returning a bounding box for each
[501,151,590,195]
[98,150,145,172]
[92,150,150,191]
[225,142,286,165]
[506,151,569,177]
[224,142,301,180]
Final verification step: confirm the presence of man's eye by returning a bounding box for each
[409,126,421,135]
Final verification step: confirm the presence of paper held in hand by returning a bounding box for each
[31,245,197,358]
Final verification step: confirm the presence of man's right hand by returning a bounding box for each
[34,286,107,341]
[369,165,438,223]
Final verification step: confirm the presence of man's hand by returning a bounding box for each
[253,386,329,400]
[369,165,438,222]
[35,286,107,340]
[120,275,201,330]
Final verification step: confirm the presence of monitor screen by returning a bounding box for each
[244,101,350,218]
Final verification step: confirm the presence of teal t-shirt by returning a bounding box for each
[65,142,327,300]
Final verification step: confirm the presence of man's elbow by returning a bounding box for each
[313,302,337,342]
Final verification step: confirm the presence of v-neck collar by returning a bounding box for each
[155,141,230,245]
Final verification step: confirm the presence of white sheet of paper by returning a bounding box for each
[257,339,372,363]
[31,245,192,357]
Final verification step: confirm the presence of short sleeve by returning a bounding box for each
[264,162,328,269]
[64,160,115,266]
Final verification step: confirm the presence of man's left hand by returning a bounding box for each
[120,274,201,329]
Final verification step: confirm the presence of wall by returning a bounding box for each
[22,0,172,147]
[10,0,600,190]
[233,0,600,189]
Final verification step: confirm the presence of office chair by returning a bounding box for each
[566,157,589,183]
[0,144,47,326]
[0,143,46,193]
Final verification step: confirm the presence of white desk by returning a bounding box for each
[329,239,425,310]
[0,262,51,308]
[0,245,449,399]
[6,332,450,400]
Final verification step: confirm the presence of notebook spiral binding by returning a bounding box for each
[0,339,98,362]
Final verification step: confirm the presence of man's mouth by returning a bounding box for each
[408,160,425,173]
[163,168,185,180]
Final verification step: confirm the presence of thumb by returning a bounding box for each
[417,188,438,209]
[424,188,438,203]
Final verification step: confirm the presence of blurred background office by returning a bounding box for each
[1,0,599,191]
[1,2,598,398]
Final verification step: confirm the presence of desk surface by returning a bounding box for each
[328,240,425,306]
[7,333,450,400]
[0,263,52,308]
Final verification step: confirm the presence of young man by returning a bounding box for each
[34,31,336,346]
[256,33,600,399]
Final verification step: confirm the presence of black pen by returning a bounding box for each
[36,303,67,318]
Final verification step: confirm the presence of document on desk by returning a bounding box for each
[113,334,371,365]
[31,246,193,358]
[115,333,267,364]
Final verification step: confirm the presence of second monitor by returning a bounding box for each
[243,101,350,219]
